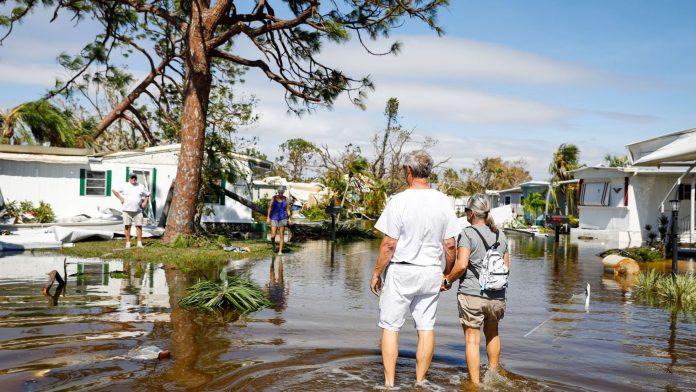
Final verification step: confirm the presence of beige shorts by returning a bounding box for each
[123,211,143,227]
[457,294,506,328]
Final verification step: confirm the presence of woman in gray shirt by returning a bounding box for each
[442,193,510,385]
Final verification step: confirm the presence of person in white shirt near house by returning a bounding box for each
[370,150,460,387]
[112,174,150,248]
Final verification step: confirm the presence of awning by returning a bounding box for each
[627,128,696,166]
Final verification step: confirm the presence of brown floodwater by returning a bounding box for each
[0,237,695,391]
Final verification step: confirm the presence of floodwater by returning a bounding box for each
[1,237,695,391]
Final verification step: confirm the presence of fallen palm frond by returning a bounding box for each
[634,271,696,311]
[179,276,271,313]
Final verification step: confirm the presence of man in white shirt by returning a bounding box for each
[112,174,150,248]
[370,150,460,387]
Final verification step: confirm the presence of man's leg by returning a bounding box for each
[415,330,435,383]
[464,326,482,384]
[483,322,500,370]
[136,226,143,247]
[381,329,399,387]
[278,226,285,254]
[124,224,131,247]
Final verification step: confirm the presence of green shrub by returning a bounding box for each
[634,271,696,311]
[180,276,271,313]
[600,246,662,262]
[172,234,230,248]
[4,199,56,223]
[302,205,329,220]
[33,201,56,223]
[252,198,271,222]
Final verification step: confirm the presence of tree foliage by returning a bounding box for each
[277,138,320,181]
[1,0,450,241]
[604,154,629,168]
[454,157,531,195]
[1,100,88,147]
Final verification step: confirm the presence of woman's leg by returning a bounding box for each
[278,226,285,254]
[483,322,500,370]
[464,326,482,384]
[270,226,277,250]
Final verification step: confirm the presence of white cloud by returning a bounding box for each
[0,62,65,86]
[367,83,569,125]
[317,35,610,86]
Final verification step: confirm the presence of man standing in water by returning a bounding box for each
[370,150,459,387]
[112,174,150,248]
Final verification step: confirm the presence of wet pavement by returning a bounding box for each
[0,237,695,391]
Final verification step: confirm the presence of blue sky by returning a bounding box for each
[1,1,696,179]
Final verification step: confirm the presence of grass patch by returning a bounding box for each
[179,276,271,313]
[599,246,664,262]
[53,237,298,271]
[634,270,696,311]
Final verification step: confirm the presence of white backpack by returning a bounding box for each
[466,227,509,291]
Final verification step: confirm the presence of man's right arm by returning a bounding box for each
[112,189,124,203]
[370,235,397,296]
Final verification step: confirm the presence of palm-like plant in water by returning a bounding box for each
[1,100,76,147]
[180,272,271,313]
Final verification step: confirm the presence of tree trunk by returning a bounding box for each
[162,9,212,242]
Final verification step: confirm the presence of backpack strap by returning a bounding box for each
[468,226,490,250]
[469,226,500,250]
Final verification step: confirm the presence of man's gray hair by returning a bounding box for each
[403,150,433,179]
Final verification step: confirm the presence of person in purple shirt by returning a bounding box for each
[266,186,292,255]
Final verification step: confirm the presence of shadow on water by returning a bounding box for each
[1,236,696,390]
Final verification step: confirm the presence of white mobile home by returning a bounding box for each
[0,144,271,224]
[571,165,695,247]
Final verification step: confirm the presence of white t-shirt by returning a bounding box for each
[375,188,460,266]
[118,182,150,212]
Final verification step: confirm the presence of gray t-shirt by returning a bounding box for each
[457,224,508,300]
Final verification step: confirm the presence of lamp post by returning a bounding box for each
[670,199,680,281]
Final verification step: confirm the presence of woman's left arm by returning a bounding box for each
[444,247,471,286]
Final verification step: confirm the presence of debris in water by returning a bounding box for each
[127,345,171,360]
[223,246,250,253]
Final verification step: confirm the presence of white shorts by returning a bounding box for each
[378,263,442,332]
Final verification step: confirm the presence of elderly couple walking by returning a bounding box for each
[370,150,510,387]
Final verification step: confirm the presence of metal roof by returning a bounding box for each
[626,128,696,166]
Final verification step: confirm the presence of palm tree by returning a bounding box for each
[604,154,628,168]
[1,100,75,147]
[522,192,546,224]
[549,143,582,216]
[339,156,370,221]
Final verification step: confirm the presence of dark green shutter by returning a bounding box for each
[151,168,157,215]
[79,169,86,196]
[220,179,226,205]
[106,170,112,196]
[125,166,130,181]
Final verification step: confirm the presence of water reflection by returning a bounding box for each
[1,237,696,390]
[267,255,289,326]
[164,266,212,388]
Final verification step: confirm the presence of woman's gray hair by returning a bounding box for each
[403,150,433,179]
[467,193,497,232]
